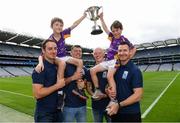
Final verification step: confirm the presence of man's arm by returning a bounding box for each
[64,72,82,85]
[70,12,87,30]
[32,79,65,99]
[119,88,143,107]
[99,12,110,35]
[107,88,143,116]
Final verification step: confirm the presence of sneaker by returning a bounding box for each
[72,88,88,100]
[92,89,106,100]
[57,90,65,111]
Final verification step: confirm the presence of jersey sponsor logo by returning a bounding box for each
[122,71,128,79]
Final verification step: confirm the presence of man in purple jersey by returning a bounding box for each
[35,12,87,100]
[90,12,136,104]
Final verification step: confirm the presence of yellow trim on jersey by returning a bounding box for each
[114,54,120,60]
[64,34,71,39]
[108,36,112,42]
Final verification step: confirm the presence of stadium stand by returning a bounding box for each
[0,67,13,77]
[173,63,180,71]
[138,65,148,72]
[159,63,172,71]
[145,64,160,72]
[0,29,180,77]
[2,66,30,76]
[21,67,34,74]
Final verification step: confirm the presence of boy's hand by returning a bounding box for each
[107,86,116,99]
[83,10,87,17]
[35,63,44,73]
[99,12,103,20]
[72,71,82,81]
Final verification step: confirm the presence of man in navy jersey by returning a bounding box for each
[63,45,88,122]
[32,39,65,122]
[106,41,143,122]
[86,47,111,122]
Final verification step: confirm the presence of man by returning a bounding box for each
[32,39,65,122]
[63,45,88,122]
[86,48,111,122]
[107,41,143,122]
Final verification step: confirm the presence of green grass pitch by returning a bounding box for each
[0,71,180,122]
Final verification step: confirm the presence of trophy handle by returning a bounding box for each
[85,9,91,20]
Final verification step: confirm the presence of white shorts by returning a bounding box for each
[99,59,116,70]
[57,56,72,62]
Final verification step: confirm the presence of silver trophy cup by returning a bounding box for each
[86,6,103,35]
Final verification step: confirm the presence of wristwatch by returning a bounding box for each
[118,102,123,108]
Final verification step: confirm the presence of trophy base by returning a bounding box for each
[91,29,103,35]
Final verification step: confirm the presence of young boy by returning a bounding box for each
[90,13,136,101]
[35,12,87,100]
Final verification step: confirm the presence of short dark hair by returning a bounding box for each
[41,39,57,50]
[119,41,131,49]
[110,20,123,30]
[71,45,82,51]
[51,17,64,28]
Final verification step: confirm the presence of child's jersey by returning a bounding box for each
[49,28,71,58]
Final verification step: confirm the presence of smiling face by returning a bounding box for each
[118,44,131,62]
[52,21,63,34]
[42,41,57,61]
[111,27,122,38]
[71,47,82,59]
[51,17,64,34]
[93,48,105,63]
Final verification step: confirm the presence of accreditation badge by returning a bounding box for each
[122,71,128,79]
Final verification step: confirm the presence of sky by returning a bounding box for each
[0,0,180,49]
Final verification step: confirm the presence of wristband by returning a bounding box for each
[118,102,123,108]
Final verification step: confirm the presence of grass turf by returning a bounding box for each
[0,71,180,122]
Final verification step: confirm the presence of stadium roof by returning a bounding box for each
[0,29,180,51]
[134,38,180,50]
[0,30,93,53]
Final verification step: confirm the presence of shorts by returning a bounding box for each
[99,59,117,70]
[57,56,72,62]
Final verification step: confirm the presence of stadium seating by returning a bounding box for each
[2,66,30,76]
[146,64,160,72]
[0,30,180,76]
[0,43,40,57]
[138,65,148,72]
[0,67,13,77]
[173,63,180,71]
[159,63,172,71]
[21,67,34,74]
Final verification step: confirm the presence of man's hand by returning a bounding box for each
[71,71,82,81]
[56,78,65,89]
[35,63,44,73]
[76,79,85,89]
[106,102,119,116]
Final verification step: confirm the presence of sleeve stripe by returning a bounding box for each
[64,34,71,39]
[108,37,112,42]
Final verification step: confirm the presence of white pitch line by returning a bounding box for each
[0,89,33,98]
[0,89,93,110]
[141,72,180,119]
